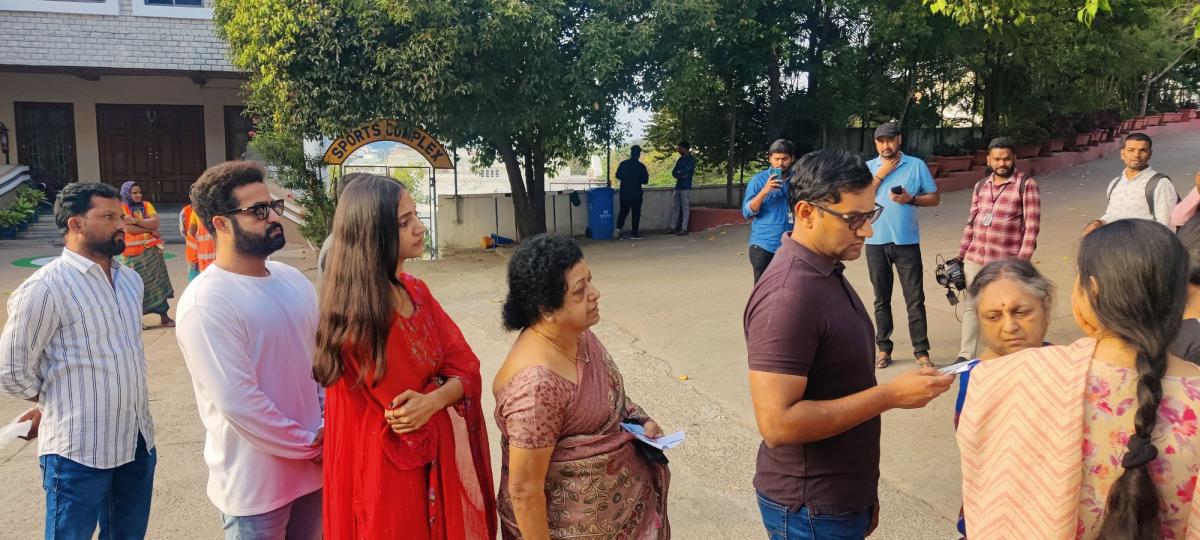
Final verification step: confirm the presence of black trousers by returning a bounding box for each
[617,197,643,236]
[749,244,775,283]
[865,243,930,356]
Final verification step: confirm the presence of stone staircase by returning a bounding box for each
[4,204,185,247]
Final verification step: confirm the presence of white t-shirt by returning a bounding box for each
[176,261,323,516]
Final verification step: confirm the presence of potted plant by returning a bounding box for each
[1009,124,1050,159]
[15,186,46,223]
[1042,114,1074,153]
[1181,101,1198,121]
[10,199,34,232]
[961,138,990,166]
[0,207,23,239]
[1095,110,1121,141]
[932,143,972,173]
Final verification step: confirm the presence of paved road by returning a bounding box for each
[0,132,1197,538]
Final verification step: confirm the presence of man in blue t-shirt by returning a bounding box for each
[865,123,940,369]
[615,145,650,240]
[741,139,796,282]
[667,140,697,235]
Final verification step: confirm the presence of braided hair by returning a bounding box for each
[1079,220,1189,539]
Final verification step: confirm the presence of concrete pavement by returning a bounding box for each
[0,131,1197,538]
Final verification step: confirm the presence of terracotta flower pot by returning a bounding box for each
[935,155,973,173]
[1048,138,1065,153]
[970,151,988,167]
[927,163,941,178]
[1133,118,1147,130]
[1074,133,1093,148]
[1183,109,1197,121]
[1146,115,1163,126]
[1014,143,1041,159]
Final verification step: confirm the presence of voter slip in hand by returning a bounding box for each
[939,359,980,376]
[620,423,686,451]
[0,417,32,449]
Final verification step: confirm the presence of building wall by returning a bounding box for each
[0,0,233,73]
[0,72,245,181]
[436,186,742,252]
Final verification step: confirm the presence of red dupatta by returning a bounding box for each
[323,274,496,540]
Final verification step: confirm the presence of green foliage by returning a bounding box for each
[247,130,335,247]
[215,0,653,238]
[388,168,429,205]
[0,207,25,228]
[15,185,47,209]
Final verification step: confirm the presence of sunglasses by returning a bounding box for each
[220,199,286,221]
[808,202,884,231]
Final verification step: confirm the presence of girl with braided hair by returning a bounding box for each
[958,219,1200,539]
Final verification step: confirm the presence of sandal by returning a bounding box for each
[875,352,892,369]
[915,354,936,369]
[159,317,176,328]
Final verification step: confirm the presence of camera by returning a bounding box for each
[935,256,967,306]
[890,186,903,195]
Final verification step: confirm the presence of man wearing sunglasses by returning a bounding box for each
[176,161,325,539]
[865,122,940,370]
[745,149,954,540]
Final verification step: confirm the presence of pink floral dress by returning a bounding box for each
[1078,361,1200,539]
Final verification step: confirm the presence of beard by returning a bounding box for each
[87,232,126,258]
[231,219,286,258]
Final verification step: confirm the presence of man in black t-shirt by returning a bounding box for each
[745,149,953,539]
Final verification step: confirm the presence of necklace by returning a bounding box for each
[529,326,578,363]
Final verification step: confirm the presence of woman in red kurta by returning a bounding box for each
[315,173,496,539]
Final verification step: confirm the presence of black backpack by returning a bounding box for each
[1105,173,1177,221]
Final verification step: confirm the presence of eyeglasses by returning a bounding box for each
[808,202,884,231]
[219,199,286,221]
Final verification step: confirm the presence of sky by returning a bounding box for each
[619,105,652,141]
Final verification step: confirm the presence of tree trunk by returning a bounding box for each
[496,139,545,240]
[980,40,1002,139]
[767,45,784,139]
[530,139,547,228]
[726,98,737,207]
[1140,42,1198,116]
[1139,72,1154,117]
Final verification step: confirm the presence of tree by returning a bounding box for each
[247,130,335,247]
[215,0,652,239]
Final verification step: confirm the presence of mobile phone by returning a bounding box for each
[891,186,903,195]
[769,167,782,179]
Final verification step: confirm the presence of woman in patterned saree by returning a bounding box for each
[959,219,1200,539]
[493,233,670,540]
[315,174,496,539]
[117,180,174,327]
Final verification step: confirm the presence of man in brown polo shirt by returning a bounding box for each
[745,149,954,539]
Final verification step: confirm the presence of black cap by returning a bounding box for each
[874,123,901,139]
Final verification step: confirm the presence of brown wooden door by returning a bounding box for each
[97,105,205,203]
[15,102,78,190]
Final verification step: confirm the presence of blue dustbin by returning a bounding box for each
[587,187,615,240]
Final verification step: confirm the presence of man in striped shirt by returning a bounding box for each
[955,137,1042,363]
[0,182,157,539]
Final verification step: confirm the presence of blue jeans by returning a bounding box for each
[40,434,157,540]
[756,492,873,540]
[221,489,322,540]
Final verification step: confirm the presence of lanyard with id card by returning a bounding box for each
[980,182,1011,227]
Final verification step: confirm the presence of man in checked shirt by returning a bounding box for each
[953,137,1042,364]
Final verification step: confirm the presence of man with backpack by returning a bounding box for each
[1085,132,1178,234]
[954,137,1042,363]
